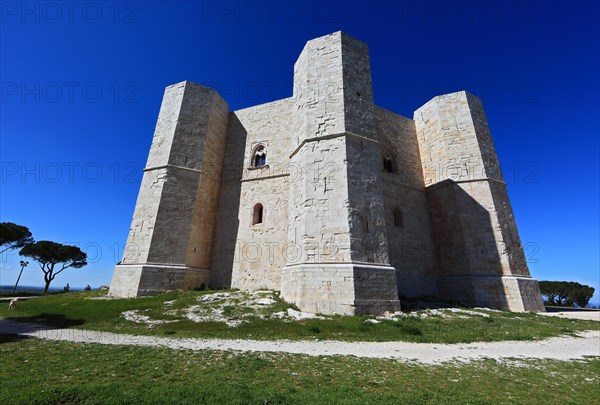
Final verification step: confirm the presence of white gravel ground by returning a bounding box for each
[1,319,598,364]
[539,311,600,322]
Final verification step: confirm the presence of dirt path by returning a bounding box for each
[539,311,600,322]
[1,319,598,364]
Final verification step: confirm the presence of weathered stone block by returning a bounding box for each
[281,263,400,315]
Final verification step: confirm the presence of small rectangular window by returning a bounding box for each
[394,209,403,227]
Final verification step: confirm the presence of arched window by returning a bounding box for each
[252,144,267,167]
[252,203,264,225]
[393,208,403,228]
[382,149,396,173]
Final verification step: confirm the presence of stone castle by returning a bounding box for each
[109,32,545,314]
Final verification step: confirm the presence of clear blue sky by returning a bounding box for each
[1,1,598,304]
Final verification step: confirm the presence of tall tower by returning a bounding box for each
[281,32,401,315]
[109,81,229,297]
[414,91,545,311]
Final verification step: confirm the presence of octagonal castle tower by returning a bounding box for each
[109,32,545,314]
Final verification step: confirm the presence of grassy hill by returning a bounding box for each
[0,285,65,296]
[1,289,598,343]
[1,334,598,404]
[1,289,599,404]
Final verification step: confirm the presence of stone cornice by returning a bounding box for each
[289,131,379,159]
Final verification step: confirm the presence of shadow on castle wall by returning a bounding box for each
[209,113,245,288]
[426,179,509,309]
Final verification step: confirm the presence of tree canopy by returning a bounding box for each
[539,281,595,308]
[20,241,87,293]
[0,222,33,253]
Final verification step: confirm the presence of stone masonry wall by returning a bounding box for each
[346,136,389,264]
[109,82,229,296]
[414,91,543,310]
[148,83,229,268]
[374,106,438,297]
[281,31,400,314]
[210,98,294,290]
[292,33,345,142]
[110,31,543,312]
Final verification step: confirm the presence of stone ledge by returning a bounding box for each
[143,164,201,173]
[425,177,506,192]
[288,131,379,159]
[437,274,545,312]
[281,262,400,315]
[109,264,210,298]
[354,299,401,315]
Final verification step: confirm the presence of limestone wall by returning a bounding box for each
[110,31,543,312]
[287,135,353,264]
[292,33,345,141]
[288,31,391,267]
[110,82,229,297]
[148,83,229,269]
[346,136,389,264]
[374,107,437,297]
[281,31,400,315]
[414,91,544,311]
[184,90,230,271]
[415,92,488,186]
[210,98,294,290]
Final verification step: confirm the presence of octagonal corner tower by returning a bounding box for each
[414,91,545,312]
[109,81,229,297]
[280,32,401,315]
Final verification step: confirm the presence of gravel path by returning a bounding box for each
[1,319,598,364]
[539,311,600,322]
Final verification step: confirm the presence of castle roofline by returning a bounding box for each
[303,31,367,47]
[232,96,294,114]
[294,31,369,71]
[417,90,481,111]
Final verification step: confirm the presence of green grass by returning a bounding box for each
[0,335,598,404]
[1,289,598,343]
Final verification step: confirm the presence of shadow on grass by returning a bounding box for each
[5,313,85,328]
[545,306,600,313]
[0,333,32,344]
[0,290,67,298]
[399,295,461,311]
